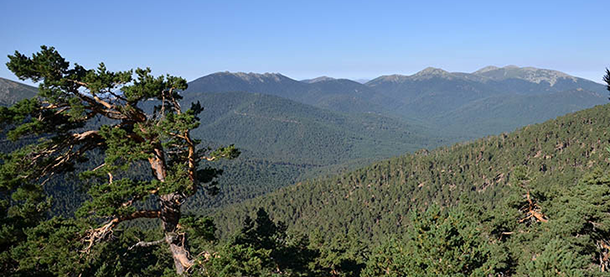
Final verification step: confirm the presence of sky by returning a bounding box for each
[0,0,608,84]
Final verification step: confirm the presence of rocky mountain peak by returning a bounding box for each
[409,67,453,80]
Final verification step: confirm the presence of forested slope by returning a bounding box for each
[3,89,449,215]
[181,91,448,210]
[215,103,610,243]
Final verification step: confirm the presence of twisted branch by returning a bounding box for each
[82,210,161,253]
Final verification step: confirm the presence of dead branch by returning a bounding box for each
[126,238,166,252]
[82,210,161,253]
[518,190,548,223]
[93,95,115,110]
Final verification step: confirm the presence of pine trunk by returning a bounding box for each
[161,193,193,275]
[149,148,193,275]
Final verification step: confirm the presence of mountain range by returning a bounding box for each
[2,64,610,275]
[186,65,607,137]
[186,72,398,115]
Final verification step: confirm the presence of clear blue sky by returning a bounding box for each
[1,0,608,83]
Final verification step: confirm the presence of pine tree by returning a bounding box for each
[204,208,319,276]
[362,205,498,277]
[0,46,238,275]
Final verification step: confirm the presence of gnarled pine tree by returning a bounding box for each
[1,46,238,275]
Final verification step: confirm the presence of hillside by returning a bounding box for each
[181,91,448,210]
[185,91,438,165]
[434,88,605,135]
[0,77,37,106]
[215,103,610,242]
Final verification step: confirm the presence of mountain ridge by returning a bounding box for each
[189,65,602,85]
[185,71,398,115]
[367,65,593,85]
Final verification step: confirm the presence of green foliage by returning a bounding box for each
[2,47,610,276]
[201,243,274,277]
[520,239,588,277]
[200,208,320,276]
[173,90,452,213]
[307,230,367,276]
[0,46,237,276]
[362,205,497,277]
[213,102,610,276]
[217,103,610,243]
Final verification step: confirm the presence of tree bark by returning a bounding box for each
[160,193,193,274]
[149,144,194,275]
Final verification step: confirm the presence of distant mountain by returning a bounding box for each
[474,65,576,85]
[366,65,607,136]
[0,77,37,106]
[185,72,398,114]
[187,72,308,98]
[186,67,606,138]
[367,67,500,117]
